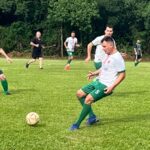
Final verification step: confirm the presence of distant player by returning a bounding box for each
[85,25,114,70]
[0,48,12,95]
[70,36,126,130]
[64,31,80,70]
[26,31,45,69]
[134,40,142,66]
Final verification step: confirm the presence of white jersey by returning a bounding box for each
[92,35,116,63]
[65,37,78,52]
[92,35,105,62]
[98,51,125,87]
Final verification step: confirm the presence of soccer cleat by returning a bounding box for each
[69,124,79,131]
[26,63,29,68]
[64,64,70,71]
[4,91,11,95]
[86,115,100,125]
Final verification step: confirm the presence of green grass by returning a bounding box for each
[0,58,150,150]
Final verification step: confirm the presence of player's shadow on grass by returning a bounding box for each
[113,90,149,97]
[11,88,37,94]
[102,114,150,125]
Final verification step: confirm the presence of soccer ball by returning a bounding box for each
[26,112,39,126]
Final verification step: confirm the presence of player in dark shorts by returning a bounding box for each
[134,40,142,66]
[0,48,12,95]
[26,31,45,69]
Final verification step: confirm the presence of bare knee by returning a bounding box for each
[85,94,94,105]
[76,89,86,98]
[0,74,6,80]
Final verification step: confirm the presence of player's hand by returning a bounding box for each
[87,71,95,80]
[6,57,12,63]
[85,57,91,63]
[104,86,114,94]
[35,44,39,47]
[76,44,80,47]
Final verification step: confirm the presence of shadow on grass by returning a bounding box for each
[10,88,37,94]
[102,113,150,125]
[113,90,149,97]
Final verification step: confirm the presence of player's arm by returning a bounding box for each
[0,48,12,63]
[64,40,68,49]
[104,72,126,94]
[30,41,39,48]
[134,48,137,55]
[87,69,101,80]
[85,42,93,63]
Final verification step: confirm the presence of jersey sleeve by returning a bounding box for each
[92,37,102,46]
[65,38,69,43]
[115,56,126,73]
[31,38,36,44]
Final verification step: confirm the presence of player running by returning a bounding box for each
[70,36,126,130]
[0,48,12,95]
[85,25,114,70]
[64,31,80,70]
[26,31,45,69]
[134,40,142,66]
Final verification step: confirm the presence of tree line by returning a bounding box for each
[0,0,149,57]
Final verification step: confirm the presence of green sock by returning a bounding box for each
[1,79,8,93]
[67,59,72,64]
[75,103,91,127]
[78,97,96,117]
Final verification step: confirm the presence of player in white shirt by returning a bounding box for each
[70,36,126,130]
[64,31,80,70]
[85,26,114,70]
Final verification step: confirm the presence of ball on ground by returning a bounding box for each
[26,112,39,126]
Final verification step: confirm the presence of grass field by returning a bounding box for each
[0,58,150,150]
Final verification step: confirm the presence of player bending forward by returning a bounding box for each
[70,36,126,130]
[85,25,114,70]
[0,48,12,95]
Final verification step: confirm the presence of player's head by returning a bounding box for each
[36,31,41,39]
[101,36,115,55]
[104,25,113,37]
[137,40,140,44]
[71,31,76,38]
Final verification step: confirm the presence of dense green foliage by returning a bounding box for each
[0,59,150,149]
[0,0,150,56]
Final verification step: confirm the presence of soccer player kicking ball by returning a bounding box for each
[134,40,142,66]
[70,36,126,130]
[85,25,114,70]
[26,31,45,69]
[64,31,80,70]
[0,48,12,95]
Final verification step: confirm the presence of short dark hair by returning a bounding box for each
[101,36,115,46]
[71,31,75,34]
[106,25,113,29]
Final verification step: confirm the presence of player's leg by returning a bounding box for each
[64,52,73,70]
[70,82,109,130]
[134,54,138,66]
[78,82,97,118]
[39,57,43,69]
[26,59,36,68]
[0,70,10,95]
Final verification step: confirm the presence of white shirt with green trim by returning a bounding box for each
[98,51,125,87]
[92,35,116,63]
[92,35,105,62]
[65,37,78,52]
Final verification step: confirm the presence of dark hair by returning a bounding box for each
[101,36,115,46]
[71,31,75,34]
[106,25,113,29]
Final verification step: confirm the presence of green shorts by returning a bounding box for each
[94,62,102,70]
[0,69,3,75]
[81,80,110,102]
[67,51,74,57]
